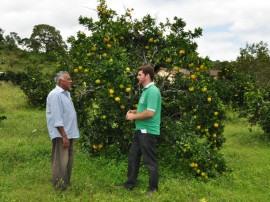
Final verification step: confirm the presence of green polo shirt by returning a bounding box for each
[135,83,161,135]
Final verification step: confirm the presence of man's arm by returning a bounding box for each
[126,109,155,121]
[56,127,70,148]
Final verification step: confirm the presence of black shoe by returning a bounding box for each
[123,183,135,191]
[114,183,134,191]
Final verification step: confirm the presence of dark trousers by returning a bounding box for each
[51,138,74,189]
[126,130,158,191]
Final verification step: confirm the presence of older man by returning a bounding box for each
[46,71,80,190]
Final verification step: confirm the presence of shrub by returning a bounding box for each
[60,0,228,177]
[0,70,53,108]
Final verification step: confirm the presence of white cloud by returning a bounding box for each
[196,31,241,61]
[0,0,270,61]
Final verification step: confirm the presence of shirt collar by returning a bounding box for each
[56,85,65,93]
[143,82,154,90]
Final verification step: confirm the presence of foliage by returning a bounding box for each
[19,71,54,108]
[214,62,256,109]
[222,41,270,138]
[29,24,67,61]
[0,29,21,51]
[242,89,270,138]
[0,70,53,108]
[0,71,28,85]
[235,41,270,88]
[60,0,228,177]
[0,115,6,122]
[258,100,270,137]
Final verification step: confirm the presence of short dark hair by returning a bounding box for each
[138,65,155,81]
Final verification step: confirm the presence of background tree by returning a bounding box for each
[235,41,270,88]
[0,29,21,51]
[29,24,67,61]
[214,41,270,140]
[214,61,256,109]
[5,32,21,50]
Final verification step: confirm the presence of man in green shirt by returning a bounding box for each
[125,65,161,196]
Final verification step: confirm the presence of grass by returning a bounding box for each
[1,81,270,201]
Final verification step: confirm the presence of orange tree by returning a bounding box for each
[61,0,227,178]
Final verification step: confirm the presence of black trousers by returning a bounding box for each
[126,130,158,191]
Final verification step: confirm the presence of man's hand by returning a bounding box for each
[126,109,155,121]
[126,110,136,121]
[57,127,70,148]
[62,136,70,148]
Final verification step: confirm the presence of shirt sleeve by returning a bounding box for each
[146,89,159,112]
[49,93,64,127]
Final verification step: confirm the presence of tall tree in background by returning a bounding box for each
[235,41,270,88]
[29,24,67,54]
[5,32,21,50]
[0,29,21,51]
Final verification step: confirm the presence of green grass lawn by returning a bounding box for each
[1,81,270,202]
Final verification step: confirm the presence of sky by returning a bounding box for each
[1,0,270,61]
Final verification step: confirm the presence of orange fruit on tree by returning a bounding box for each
[201,87,207,92]
[166,57,172,63]
[92,46,97,51]
[98,144,103,149]
[104,37,110,42]
[179,49,185,55]
[125,67,130,72]
[190,74,196,80]
[115,97,120,102]
[125,87,131,93]
[173,66,179,71]
[119,84,124,88]
[109,89,114,94]
[189,86,195,92]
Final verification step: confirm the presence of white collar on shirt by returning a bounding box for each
[143,82,154,89]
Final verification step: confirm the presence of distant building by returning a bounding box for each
[157,68,219,81]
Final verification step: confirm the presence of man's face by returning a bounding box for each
[60,73,73,91]
[137,70,147,86]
